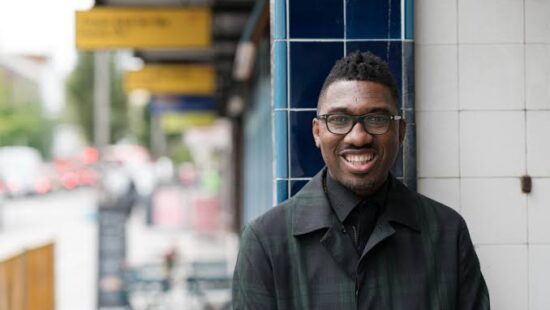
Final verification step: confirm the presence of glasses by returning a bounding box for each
[316,113,403,135]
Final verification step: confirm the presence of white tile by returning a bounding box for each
[526,44,550,110]
[529,246,550,310]
[460,111,526,177]
[415,0,457,44]
[476,245,528,310]
[415,45,458,111]
[528,178,550,243]
[459,0,524,43]
[459,45,524,110]
[527,112,550,176]
[461,178,527,244]
[526,0,550,43]
[417,111,459,177]
[417,178,460,212]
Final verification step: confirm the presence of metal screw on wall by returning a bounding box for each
[521,175,532,194]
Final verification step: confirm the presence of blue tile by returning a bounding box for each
[290,42,343,109]
[405,0,414,39]
[289,111,325,178]
[273,0,286,39]
[346,0,401,39]
[273,41,288,109]
[291,180,309,197]
[275,111,288,178]
[402,41,415,110]
[277,180,289,203]
[346,41,403,100]
[289,0,343,38]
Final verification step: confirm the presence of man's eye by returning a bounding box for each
[366,115,389,124]
[328,116,350,125]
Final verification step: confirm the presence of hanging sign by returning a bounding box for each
[76,7,211,49]
[125,65,215,94]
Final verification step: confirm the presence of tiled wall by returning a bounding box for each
[272,0,415,203]
[415,0,550,309]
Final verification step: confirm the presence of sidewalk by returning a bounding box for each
[124,188,238,310]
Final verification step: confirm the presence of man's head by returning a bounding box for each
[312,51,406,197]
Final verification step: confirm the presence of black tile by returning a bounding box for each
[291,180,310,197]
[289,111,325,178]
[390,146,404,178]
[289,0,344,38]
[290,42,344,109]
[346,41,403,100]
[346,0,401,39]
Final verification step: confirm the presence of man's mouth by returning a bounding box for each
[339,150,377,173]
[343,153,374,164]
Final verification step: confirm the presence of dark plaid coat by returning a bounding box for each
[233,170,490,309]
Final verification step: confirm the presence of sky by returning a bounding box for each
[0,0,94,74]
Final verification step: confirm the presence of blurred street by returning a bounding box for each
[0,189,97,310]
[0,185,237,310]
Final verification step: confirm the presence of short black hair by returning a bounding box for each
[318,51,399,110]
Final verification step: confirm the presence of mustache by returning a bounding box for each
[336,145,375,154]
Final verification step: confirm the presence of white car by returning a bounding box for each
[0,146,49,197]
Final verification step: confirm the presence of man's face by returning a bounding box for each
[312,80,406,197]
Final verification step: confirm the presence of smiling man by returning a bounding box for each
[233,52,490,309]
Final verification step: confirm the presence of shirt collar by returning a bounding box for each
[291,168,420,236]
[325,171,388,223]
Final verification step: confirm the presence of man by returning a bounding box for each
[232,51,490,309]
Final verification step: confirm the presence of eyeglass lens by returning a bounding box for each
[326,114,390,135]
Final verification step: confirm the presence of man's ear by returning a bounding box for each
[312,118,321,148]
[398,119,406,144]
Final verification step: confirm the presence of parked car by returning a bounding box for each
[0,146,51,197]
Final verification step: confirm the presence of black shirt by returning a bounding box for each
[324,171,389,256]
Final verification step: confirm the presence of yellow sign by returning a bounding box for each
[125,65,215,94]
[161,112,216,133]
[76,7,211,49]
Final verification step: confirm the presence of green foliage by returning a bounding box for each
[65,51,129,144]
[0,104,54,158]
[170,144,193,165]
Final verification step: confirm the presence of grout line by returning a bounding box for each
[285,0,291,200]
[275,177,312,181]
[419,176,536,179]
[284,38,413,42]
[456,0,462,214]
[415,108,550,112]
[343,0,347,55]
[522,0,531,307]
[401,0,405,40]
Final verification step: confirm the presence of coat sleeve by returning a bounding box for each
[457,218,491,309]
[232,224,277,310]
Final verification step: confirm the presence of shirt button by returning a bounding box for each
[341,227,346,233]
[355,289,359,297]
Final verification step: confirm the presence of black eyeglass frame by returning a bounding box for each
[316,113,404,135]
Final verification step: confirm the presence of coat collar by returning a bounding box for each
[291,168,420,236]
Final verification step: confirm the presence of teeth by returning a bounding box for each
[345,154,374,163]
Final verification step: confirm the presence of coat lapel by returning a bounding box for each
[291,169,359,279]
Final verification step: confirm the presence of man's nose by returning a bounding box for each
[343,121,374,146]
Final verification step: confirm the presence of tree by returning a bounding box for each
[65,52,129,144]
[0,103,54,158]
